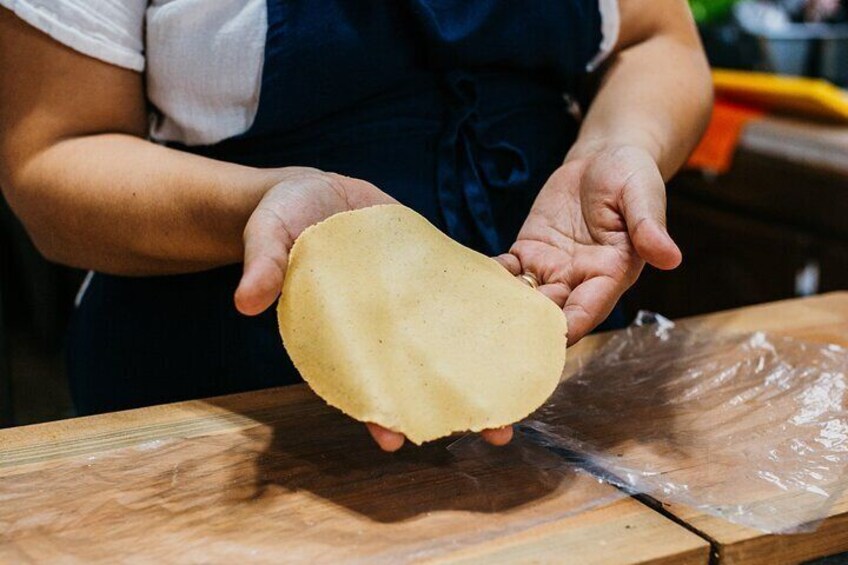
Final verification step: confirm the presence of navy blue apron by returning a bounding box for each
[68,1,613,415]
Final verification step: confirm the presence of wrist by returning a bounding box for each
[230,166,298,216]
[202,165,292,264]
[565,133,665,172]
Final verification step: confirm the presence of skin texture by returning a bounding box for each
[0,0,712,451]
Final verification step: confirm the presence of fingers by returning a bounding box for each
[629,218,682,271]
[537,283,569,308]
[235,173,398,317]
[366,423,405,452]
[481,426,513,446]
[562,276,623,343]
[335,174,399,208]
[234,208,293,316]
[494,253,522,276]
[619,167,682,271]
[365,424,514,451]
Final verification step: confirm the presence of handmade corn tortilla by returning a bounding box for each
[277,204,567,444]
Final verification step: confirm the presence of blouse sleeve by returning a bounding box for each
[0,0,146,71]
[586,0,620,72]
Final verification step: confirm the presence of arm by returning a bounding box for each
[0,8,282,275]
[568,0,713,178]
[0,7,393,315]
[0,8,500,452]
[505,0,713,342]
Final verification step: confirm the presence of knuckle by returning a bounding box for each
[318,172,354,207]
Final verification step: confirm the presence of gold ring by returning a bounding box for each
[518,272,539,289]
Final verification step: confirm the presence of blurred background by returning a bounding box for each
[1,0,847,428]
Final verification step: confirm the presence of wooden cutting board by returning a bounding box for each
[2,293,846,563]
[649,292,848,565]
[0,369,707,563]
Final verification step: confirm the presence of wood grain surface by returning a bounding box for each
[0,366,707,562]
[1,293,845,564]
[657,292,848,565]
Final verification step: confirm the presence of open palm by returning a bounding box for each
[500,146,683,343]
[234,167,513,451]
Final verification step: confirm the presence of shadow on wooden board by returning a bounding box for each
[204,392,576,523]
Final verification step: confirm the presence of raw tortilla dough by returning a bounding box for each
[277,204,567,444]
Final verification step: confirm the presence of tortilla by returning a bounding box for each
[277,204,567,444]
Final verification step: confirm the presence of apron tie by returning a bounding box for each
[437,71,530,255]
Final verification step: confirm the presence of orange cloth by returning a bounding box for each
[686,98,764,174]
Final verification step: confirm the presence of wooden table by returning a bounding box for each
[1,293,847,563]
[656,292,848,565]
[0,378,706,560]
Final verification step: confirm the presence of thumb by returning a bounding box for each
[620,168,682,271]
[234,208,294,316]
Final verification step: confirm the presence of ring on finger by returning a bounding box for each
[518,271,539,290]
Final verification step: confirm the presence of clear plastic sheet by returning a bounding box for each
[3,311,847,561]
[0,416,623,563]
[525,312,848,533]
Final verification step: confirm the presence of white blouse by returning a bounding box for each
[0,0,619,146]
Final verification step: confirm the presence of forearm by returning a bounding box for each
[0,8,291,276]
[3,135,282,275]
[567,2,713,180]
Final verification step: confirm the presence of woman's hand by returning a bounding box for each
[233,168,397,316]
[500,145,682,343]
[494,0,711,343]
[233,167,515,452]
[496,0,711,343]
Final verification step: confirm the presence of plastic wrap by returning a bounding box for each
[3,311,847,560]
[0,420,623,563]
[525,312,848,533]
